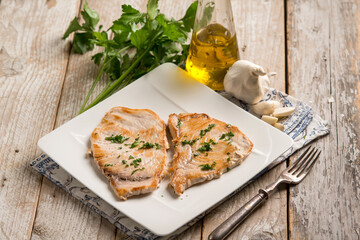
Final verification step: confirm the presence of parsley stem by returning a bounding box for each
[80,31,163,113]
[78,45,132,114]
[78,54,108,114]
[104,73,134,99]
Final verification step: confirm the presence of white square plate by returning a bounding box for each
[38,63,293,236]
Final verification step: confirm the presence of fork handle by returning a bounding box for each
[208,189,268,240]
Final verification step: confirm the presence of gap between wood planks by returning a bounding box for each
[29,0,84,239]
[284,1,290,239]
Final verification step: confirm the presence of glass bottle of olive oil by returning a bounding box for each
[186,0,239,91]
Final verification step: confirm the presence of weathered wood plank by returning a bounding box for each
[287,0,360,238]
[0,0,80,239]
[202,0,287,239]
[31,0,122,239]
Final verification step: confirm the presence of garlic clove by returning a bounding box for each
[261,115,278,125]
[274,123,285,131]
[251,100,282,116]
[272,107,296,118]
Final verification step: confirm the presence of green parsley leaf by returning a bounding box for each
[62,17,82,40]
[130,137,140,148]
[199,124,216,138]
[147,0,159,20]
[219,131,235,141]
[130,28,150,49]
[105,134,129,143]
[81,1,100,30]
[91,52,104,66]
[176,119,182,128]
[117,5,146,24]
[197,140,214,152]
[199,161,216,171]
[131,167,145,175]
[181,1,198,31]
[181,139,198,146]
[138,142,155,149]
[73,32,95,54]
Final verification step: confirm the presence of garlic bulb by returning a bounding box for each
[224,60,271,104]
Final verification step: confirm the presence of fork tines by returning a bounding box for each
[288,146,321,177]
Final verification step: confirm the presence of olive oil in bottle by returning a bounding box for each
[186,23,239,91]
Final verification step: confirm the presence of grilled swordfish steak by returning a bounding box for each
[168,113,253,196]
[90,107,169,200]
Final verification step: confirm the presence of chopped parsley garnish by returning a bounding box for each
[177,119,182,128]
[137,142,161,150]
[139,142,155,149]
[197,139,217,152]
[129,155,134,159]
[129,137,140,148]
[131,167,145,175]
[199,124,216,138]
[205,152,208,156]
[227,157,231,161]
[193,153,200,158]
[117,155,121,158]
[199,161,216,171]
[118,147,122,149]
[104,164,113,167]
[227,152,230,155]
[219,131,235,141]
[130,158,142,168]
[181,139,198,146]
[125,164,129,167]
[226,124,231,128]
[227,167,230,172]
[209,139,217,145]
[122,160,127,164]
[105,134,129,143]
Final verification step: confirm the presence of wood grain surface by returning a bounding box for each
[287,0,360,239]
[0,0,359,239]
[0,0,80,239]
[32,1,133,239]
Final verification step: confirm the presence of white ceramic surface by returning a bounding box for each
[38,63,293,236]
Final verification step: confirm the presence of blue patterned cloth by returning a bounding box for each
[31,88,329,239]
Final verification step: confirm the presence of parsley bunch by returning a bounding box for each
[63,0,198,114]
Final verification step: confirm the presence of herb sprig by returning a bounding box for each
[63,1,198,114]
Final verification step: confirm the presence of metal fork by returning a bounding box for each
[208,146,321,240]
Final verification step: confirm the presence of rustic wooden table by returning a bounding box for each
[0,0,359,239]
